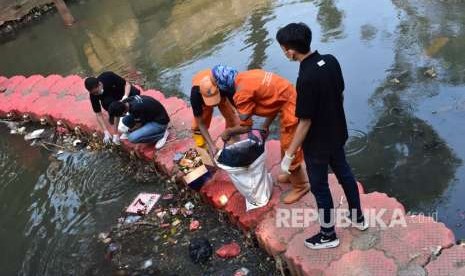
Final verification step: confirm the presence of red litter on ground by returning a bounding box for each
[189,220,200,231]
[216,242,241,258]
[125,193,160,215]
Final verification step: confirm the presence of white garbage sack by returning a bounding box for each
[216,151,273,211]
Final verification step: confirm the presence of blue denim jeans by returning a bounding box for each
[122,115,167,144]
[304,146,363,235]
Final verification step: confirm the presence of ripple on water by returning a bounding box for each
[346,129,369,157]
[19,150,138,275]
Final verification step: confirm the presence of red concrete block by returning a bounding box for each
[170,106,193,133]
[66,78,87,97]
[16,75,62,119]
[284,226,355,276]
[14,75,44,96]
[0,76,26,116]
[161,96,188,116]
[154,137,193,174]
[0,76,7,86]
[224,185,282,231]
[0,75,26,95]
[139,144,155,161]
[200,171,238,209]
[375,215,455,267]
[256,191,317,256]
[59,100,99,131]
[48,75,81,96]
[325,249,398,276]
[426,245,465,275]
[143,89,166,102]
[0,75,40,113]
[359,192,405,227]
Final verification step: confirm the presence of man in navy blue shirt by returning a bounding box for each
[276,23,367,250]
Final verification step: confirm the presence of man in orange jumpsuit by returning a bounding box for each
[213,65,310,204]
[190,69,239,159]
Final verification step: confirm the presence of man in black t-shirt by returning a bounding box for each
[84,71,140,145]
[276,23,366,250]
[108,95,170,149]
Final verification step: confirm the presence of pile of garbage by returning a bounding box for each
[98,182,278,275]
[175,148,204,174]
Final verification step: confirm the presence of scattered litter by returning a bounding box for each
[72,139,82,147]
[57,150,64,155]
[173,152,184,163]
[40,118,48,125]
[124,215,142,224]
[390,78,401,84]
[189,238,212,264]
[125,193,160,215]
[160,223,170,228]
[234,267,250,276]
[431,245,442,256]
[141,258,154,269]
[216,242,241,259]
[24,129,45,141]
[184,201,195,211]
[156,211,167,219]
[98,232,110,241]
[189,220,200,231]
[169,208,180,215]
[162,193,174,200]
[11,126,26,135]
[172,219,181,227]
[424,67,437,78]
[105,242,120,260]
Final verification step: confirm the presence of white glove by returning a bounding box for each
[103,130,112,144]
[281,152,295,175]
[112,134,121,145]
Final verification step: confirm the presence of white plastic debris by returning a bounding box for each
[24,129,45,141]
[184,201,195,211]
[73,139,82,147]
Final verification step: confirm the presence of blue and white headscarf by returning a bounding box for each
[211,64,238,93]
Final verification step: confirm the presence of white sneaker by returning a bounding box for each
[351,219,369,231]
[120,133,128,140]
[155,129,169,149]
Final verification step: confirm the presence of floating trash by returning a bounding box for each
[24,129,45,141]
[345,129,368,157]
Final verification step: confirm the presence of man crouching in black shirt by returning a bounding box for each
[85,71,140,145]
[276,23,367,250]
[108,95,170,150]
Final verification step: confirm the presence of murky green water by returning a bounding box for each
[1,0,465,274]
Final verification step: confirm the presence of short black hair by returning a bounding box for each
[276,22,312,54]
[108,101,126,125]
[84,77,99,91]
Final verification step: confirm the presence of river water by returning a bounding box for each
[1,0,465,275]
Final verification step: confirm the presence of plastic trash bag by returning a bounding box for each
[216,151,273,211]
[217,130,265,167]
[189,237,213,264]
